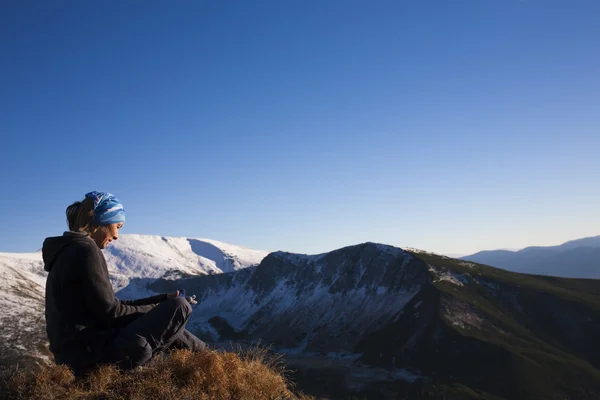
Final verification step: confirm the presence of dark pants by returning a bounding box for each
[104,297,207,370]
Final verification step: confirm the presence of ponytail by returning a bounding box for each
[66,201,81,231]
[65,198,98,235]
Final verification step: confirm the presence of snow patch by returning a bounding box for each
[428,265,468,287]
[458,261,477,269]
[374,244,406,257]
[442,298,484,330]
[403,247,449,258]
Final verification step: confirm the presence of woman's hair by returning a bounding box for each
[66,198,100,235]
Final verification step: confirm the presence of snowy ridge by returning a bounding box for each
[103,235,268,290]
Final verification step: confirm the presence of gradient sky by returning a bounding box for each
[1,0,599,256]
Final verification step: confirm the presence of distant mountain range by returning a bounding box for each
[3,234,600,399]
[462,235,600,278]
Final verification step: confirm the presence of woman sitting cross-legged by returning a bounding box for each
[43,191,206,377]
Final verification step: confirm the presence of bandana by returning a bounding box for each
[85,191,126,225]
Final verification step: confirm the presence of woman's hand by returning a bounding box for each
[166,289,197,305]
[166,291,179,299]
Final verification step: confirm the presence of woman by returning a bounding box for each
[43,191,206,376]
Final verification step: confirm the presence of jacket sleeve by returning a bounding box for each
[79,246,154,327]
[120,294,167,306]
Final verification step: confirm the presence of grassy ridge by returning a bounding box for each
[0,348,314,400]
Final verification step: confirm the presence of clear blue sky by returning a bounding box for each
[1,0,599,256]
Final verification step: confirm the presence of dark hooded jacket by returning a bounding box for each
[43,231,167,372]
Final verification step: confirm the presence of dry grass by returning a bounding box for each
[0,347,315,400]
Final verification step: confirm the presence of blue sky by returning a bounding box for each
[1,0,599,256]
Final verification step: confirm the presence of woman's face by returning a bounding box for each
[92,222,124,249]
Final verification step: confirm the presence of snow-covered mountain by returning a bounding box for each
[0,234,267,368]
[103,234,268,290]
[462,235,600,278]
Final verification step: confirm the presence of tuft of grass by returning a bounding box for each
[0,347,315,400]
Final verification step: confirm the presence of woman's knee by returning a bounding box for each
[166,296,192,316]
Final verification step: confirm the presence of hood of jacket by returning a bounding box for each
[42,231,95,272]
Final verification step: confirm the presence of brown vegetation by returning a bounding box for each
[0,347,314,400]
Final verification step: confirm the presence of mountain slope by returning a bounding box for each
[462,235,600,278]
[0,252,50,368]
[144,243,600,399]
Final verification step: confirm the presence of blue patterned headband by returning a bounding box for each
[85,191,126,225]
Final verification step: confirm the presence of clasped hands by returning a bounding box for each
[166,289,198,305]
